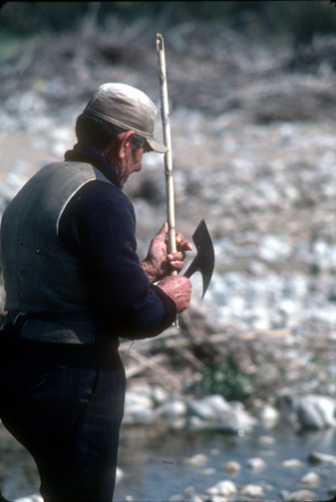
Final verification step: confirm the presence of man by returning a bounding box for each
[0,83,192,502]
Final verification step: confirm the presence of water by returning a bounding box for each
[115,424,336,501]
[1,422,336,501]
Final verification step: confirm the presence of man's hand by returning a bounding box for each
[141,223,193,283]
[157,275,192,314]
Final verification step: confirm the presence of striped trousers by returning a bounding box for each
[0,332,125,502]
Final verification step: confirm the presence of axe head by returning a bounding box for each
[184,219,215,299]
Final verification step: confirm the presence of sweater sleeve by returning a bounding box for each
[58,180,176,339]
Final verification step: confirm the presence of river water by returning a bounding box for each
[1,422,336,501]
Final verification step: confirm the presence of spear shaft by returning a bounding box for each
[156,33,177,272]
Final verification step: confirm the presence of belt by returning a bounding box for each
[8,311,99,345]
[9,311,95,325]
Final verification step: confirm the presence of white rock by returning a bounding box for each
[126,383,152,397]
[282,458,303,468]
[281,489,315,501]
[247,457,266,471]
[123,390,155,424]
[308,450,336,465]
[296,395,336,429]
[258,234,292,261]
[301,471,320,487]
[188,394,230,421]
[224,460,241,474]
[158,398,187,418]
[259,404,280,427]
[122,407,156,425]
[124,391,153,410]
[240,484,264,497]
[205,480,237,497]
[151,385,168,404]
[216,480,237,496]
[184,453,208,467]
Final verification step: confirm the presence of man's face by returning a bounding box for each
[106,131,146,189]
[118,144,144,189]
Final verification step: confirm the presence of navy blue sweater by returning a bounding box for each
[59,147,176,340]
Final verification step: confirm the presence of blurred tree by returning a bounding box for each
[262,1,336,46]
[0,1,89,34]
[0,0,335,44]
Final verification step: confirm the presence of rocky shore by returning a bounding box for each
[0,18,336,502]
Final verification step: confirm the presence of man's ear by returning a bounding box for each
[118,130,135,158]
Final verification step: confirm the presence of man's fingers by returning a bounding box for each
[176,233,193,251]
[168,250,186,261]
[157,222,168,236]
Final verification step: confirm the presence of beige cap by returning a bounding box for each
[83,83,168,153]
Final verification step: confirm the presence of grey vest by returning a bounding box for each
[1,161,113,343]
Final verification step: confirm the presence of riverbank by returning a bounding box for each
[0,17,336,502]
[0,23,335,403]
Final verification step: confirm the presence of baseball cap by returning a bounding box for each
[83,83,168,153]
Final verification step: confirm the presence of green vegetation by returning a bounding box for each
[0,31,26,63]
[0,1,336,46]
[196,356,251,402]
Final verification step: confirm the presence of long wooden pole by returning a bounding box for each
[156,33,177,274]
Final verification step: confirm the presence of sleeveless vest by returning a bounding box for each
[0,161,114,343]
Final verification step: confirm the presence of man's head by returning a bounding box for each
[81,83,167,154]
[75,83,167,188]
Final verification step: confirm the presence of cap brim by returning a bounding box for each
[146,137,168,154]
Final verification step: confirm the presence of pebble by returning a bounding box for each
[301,471,320,487]
[124,391,153,410]
[184,453,208,467]
[187,394,231,421]
[279,394,336,430]
[296,395,336,429]
[223,460,241,474]
[308,450,336,465]
[258,404,280,427]
[122,407,156,425]
[281,489,315,501]
[151,385,169,405]
[122,391,156,425]
[240,483,264,497]
[158,398,187,418]
[247,457,266,471]
[282,458,303,468]
[205,480,237,497]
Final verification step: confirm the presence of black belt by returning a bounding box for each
[6,311,98,345]
[10,311,95,325]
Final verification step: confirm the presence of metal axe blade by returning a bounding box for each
[184,219,215,299]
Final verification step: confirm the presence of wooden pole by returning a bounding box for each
[156,33,177,272]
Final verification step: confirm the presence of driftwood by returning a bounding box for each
[121,347,182,391]
[119,316,336,403]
